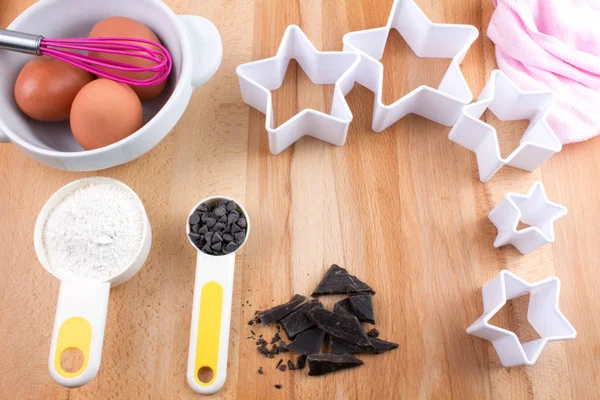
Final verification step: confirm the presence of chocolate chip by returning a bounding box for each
[202,212,217,222]
[205,218,217,228]
[312,264,374,296]
[212,232,223,243]
[307,353,363,376]
[234,232,246,244]
[258,294,306,326]
[231,223,242,234]
[218,215,227,224]
[226,242,239,253]
[198,225,209,235]
[237,218,247,228]
[190,224,200,233]
[223,233,234,242]
[214,206,227,217]
[205,231,214,244]
[213,222,226,232]
[211,242,222,252]
[217,200,228,207]
[189,213,201,225]
[188,232,201,241]
[198,203,208,213]
[226,200,236,212]
[224,224,231,233]
[228,213,239,225]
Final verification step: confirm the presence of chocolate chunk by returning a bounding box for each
[280,299,323,338]
[226,200,236,212]
[198,225,209,235]
[348,294,375,324]
[258,367,263,374]
[234,232,246,244]
[370,337,399,354]
[237,217,247,228]
[258,294,306,326]
[312,264,374,296]
[367,328,379,338]
[198,203,208,213]
[307,353,363,376]
[287,360,296,370]
[214,206,227,217]
[333,298,357,320]
[295,355,307,370]
[274,384,282,389]
[231,223,242,234]
[278,364,286,372]
[271,333,281,344]
[225,242,239,253]
[276,359,283,369]
[189,213,201,225]
[279,341,288,353]
[223,233,234,242]
[286,327,325,355]
[212,232,223,243]
[308,308,371,347]
[213,222,226,232]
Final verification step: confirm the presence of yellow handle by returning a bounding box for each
[53,317,92,378]
[194,281,224,386]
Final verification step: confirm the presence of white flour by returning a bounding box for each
[42,182,144,280]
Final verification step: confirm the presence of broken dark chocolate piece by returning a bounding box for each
[286,327,326,355]
[330,339,373,354]
[308,308,371,347]
[312,264,374,296]
[296,355,307,370]
[370,337,399,354]
[258,294,306,326]
[307,353,364,376]
[367,328,379,338]
[348,294,375,324]
[333,298,358,320]
[278,364,286,372]
[280,299,323,338]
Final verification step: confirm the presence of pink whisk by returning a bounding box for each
[0,28,172,86]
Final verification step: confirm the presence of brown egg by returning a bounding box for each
[70,79,143,150]
[88,16,167,101]
[14,56,94,122]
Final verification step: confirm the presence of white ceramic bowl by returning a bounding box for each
[0,0,222,171]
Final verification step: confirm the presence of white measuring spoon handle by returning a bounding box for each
[48,281,110,388]
[187,252,235,394]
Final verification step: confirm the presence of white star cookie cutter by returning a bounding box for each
[236,25,361,155]
[489,181,567,255]
[342,0,479,132]
[449,70,562,182]
[467,270,576,367]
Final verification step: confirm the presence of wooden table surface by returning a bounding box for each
[1,0,599,398]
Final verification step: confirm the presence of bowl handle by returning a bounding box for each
[187,251,235,394]
[48,281,110,388]
[178,15,223,89]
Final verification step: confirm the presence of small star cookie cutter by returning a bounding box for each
[467,270,576,367]
[449,70,562,182]
[342,0,479,132]
[236,25,361,155]
[489,181,567,255]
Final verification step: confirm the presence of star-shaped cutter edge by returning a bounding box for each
[236,25,361,155]
[342,0,479,132]
[449,70,562,182]
[489,181,567,255]
[467,269,576,367]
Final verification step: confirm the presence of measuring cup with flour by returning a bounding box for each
[185,196,250,394]
[34,177,151,388]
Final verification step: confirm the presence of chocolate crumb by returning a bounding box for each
[276,359,283,369]
[295,355,307,370]
[287,360,296,370]
[258,367,263,375]
[274,384,282,389]
[367,328,379,338]
[278,365,286,372]
[271,333,281,344]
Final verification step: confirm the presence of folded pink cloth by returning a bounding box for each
[488,0,600,144]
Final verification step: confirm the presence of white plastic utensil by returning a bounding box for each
[33,177,152,388]
[186,196,250,395]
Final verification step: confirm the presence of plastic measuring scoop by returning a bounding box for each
[33,177,152,388]
[186,196,250,394]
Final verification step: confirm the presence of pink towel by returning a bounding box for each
[488,0,600,144]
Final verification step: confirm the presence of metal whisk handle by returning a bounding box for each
[0,29,43,55]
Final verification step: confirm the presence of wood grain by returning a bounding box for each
[1,0,599,399]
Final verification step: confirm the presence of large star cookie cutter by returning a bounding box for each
[449,70,562,182]
[342,0,479,132]
[467,270,576,367]
[236,25,361,155]
[489,181,567,255]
